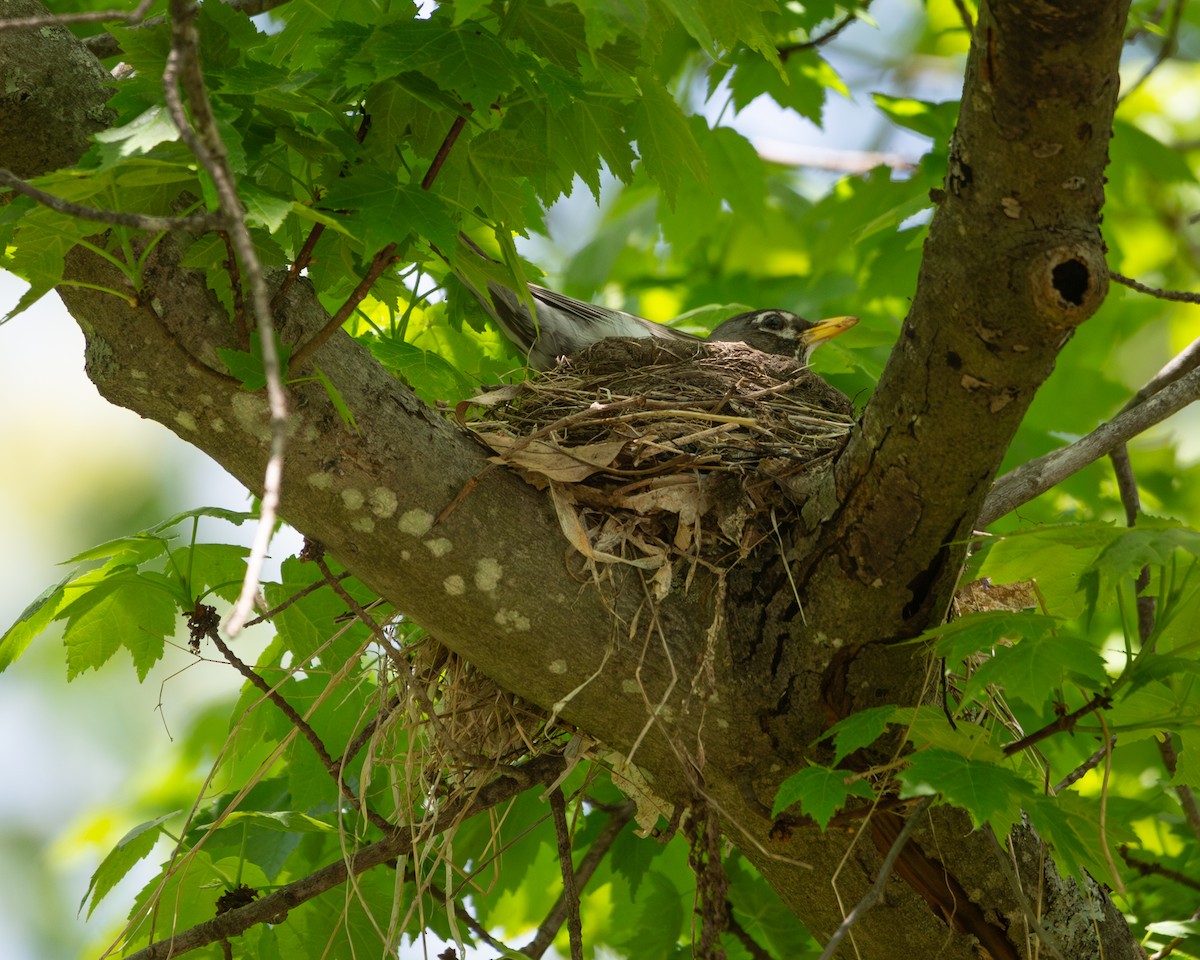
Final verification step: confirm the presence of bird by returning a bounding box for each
[475,281,859,371]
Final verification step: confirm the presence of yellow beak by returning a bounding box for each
[800,315,859,346]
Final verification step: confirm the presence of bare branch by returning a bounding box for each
[1158,734,1200,844]
[1051,735,1117,794]
[0,168,225,232]
[203,614,393,834]
[778,11,859,59]
[289,242,400,372]
[0,0,155,30]
[1001,694,1111,758]
[160,0,287,635]
[79,0,296,60]
[421,114,469,191]
[1121,0,1187,100]
[979,363,1200,527]
[1111,270,1200,304]
[523,801,636,960]
[818,797,935,960]
[549,789,584,960]
[117,753,569,960]
[949,0,974,32]
[1120,845,1200,893]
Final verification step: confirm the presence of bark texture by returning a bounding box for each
[2,1,1140,957]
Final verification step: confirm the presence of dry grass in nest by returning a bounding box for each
[407,637,555,778]
[460,337,855,580]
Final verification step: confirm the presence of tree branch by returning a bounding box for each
[818,798,935,960]
[117,753,568,960]
[522,800,636,959]
[0,169,225,231]
[979,361,1200,526]
[162,0,287,635]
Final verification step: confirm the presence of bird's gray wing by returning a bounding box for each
[487,282,693,369]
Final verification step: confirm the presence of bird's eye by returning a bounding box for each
[757,312,787,331]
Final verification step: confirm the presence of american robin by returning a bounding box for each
[476,282,859,370]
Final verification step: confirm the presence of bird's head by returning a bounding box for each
[711,310,858,364]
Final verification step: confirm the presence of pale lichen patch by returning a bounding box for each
[621,679,639,694]
[231,392,270,441]
[307,471,333,490]
[424,537,452,558]
[494,609,531,631]
[549,659,568,674]
[175,411,198,432]
[369,487,398,518]
[210,417,226,433]
[351,516,375,533]
[475,558,502,592]
[443,574,465,595]
[398,509,434,537]
[341,488,365,510]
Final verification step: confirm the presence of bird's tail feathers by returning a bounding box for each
[446,232,544,360]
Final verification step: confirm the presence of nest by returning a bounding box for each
[460,337,855,581]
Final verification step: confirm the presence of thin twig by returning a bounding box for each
[1121,0,1187,101]
[271,222,325,310]
[778,7,863,60]
[522,800,636,960]
[1111,270,1200,303]
[950,0,974,32]
[979,362,1200,526]
[289,242,399,371]
[242,569,350,627]
[1050,735,1117,794]
[724,909,773,960]
[161,0,288,636]
[79,0,296,59]
[1121,335,1200,417]
[1159,733,1200,843]
[549,789,584,960]
[117,753,569,960]
[0,0,155,30]
[1120,845,1200,892]
[1001,694,1111,757]
[421,114,469,190]
[205,621,391,833]
[0,169,225,232]
[818,797,935,960]
[424,878,515,954]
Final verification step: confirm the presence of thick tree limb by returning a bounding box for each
[1,2,1142,958]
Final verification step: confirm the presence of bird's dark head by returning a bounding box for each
[710,310,859,364]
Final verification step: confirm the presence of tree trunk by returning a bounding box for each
[0,0,1140,956]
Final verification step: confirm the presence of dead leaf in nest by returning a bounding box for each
[649,561,674,599]
[549,483,662,569]
[456,384,523,422]
[610,475,707,519]
[483,434,627,482]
